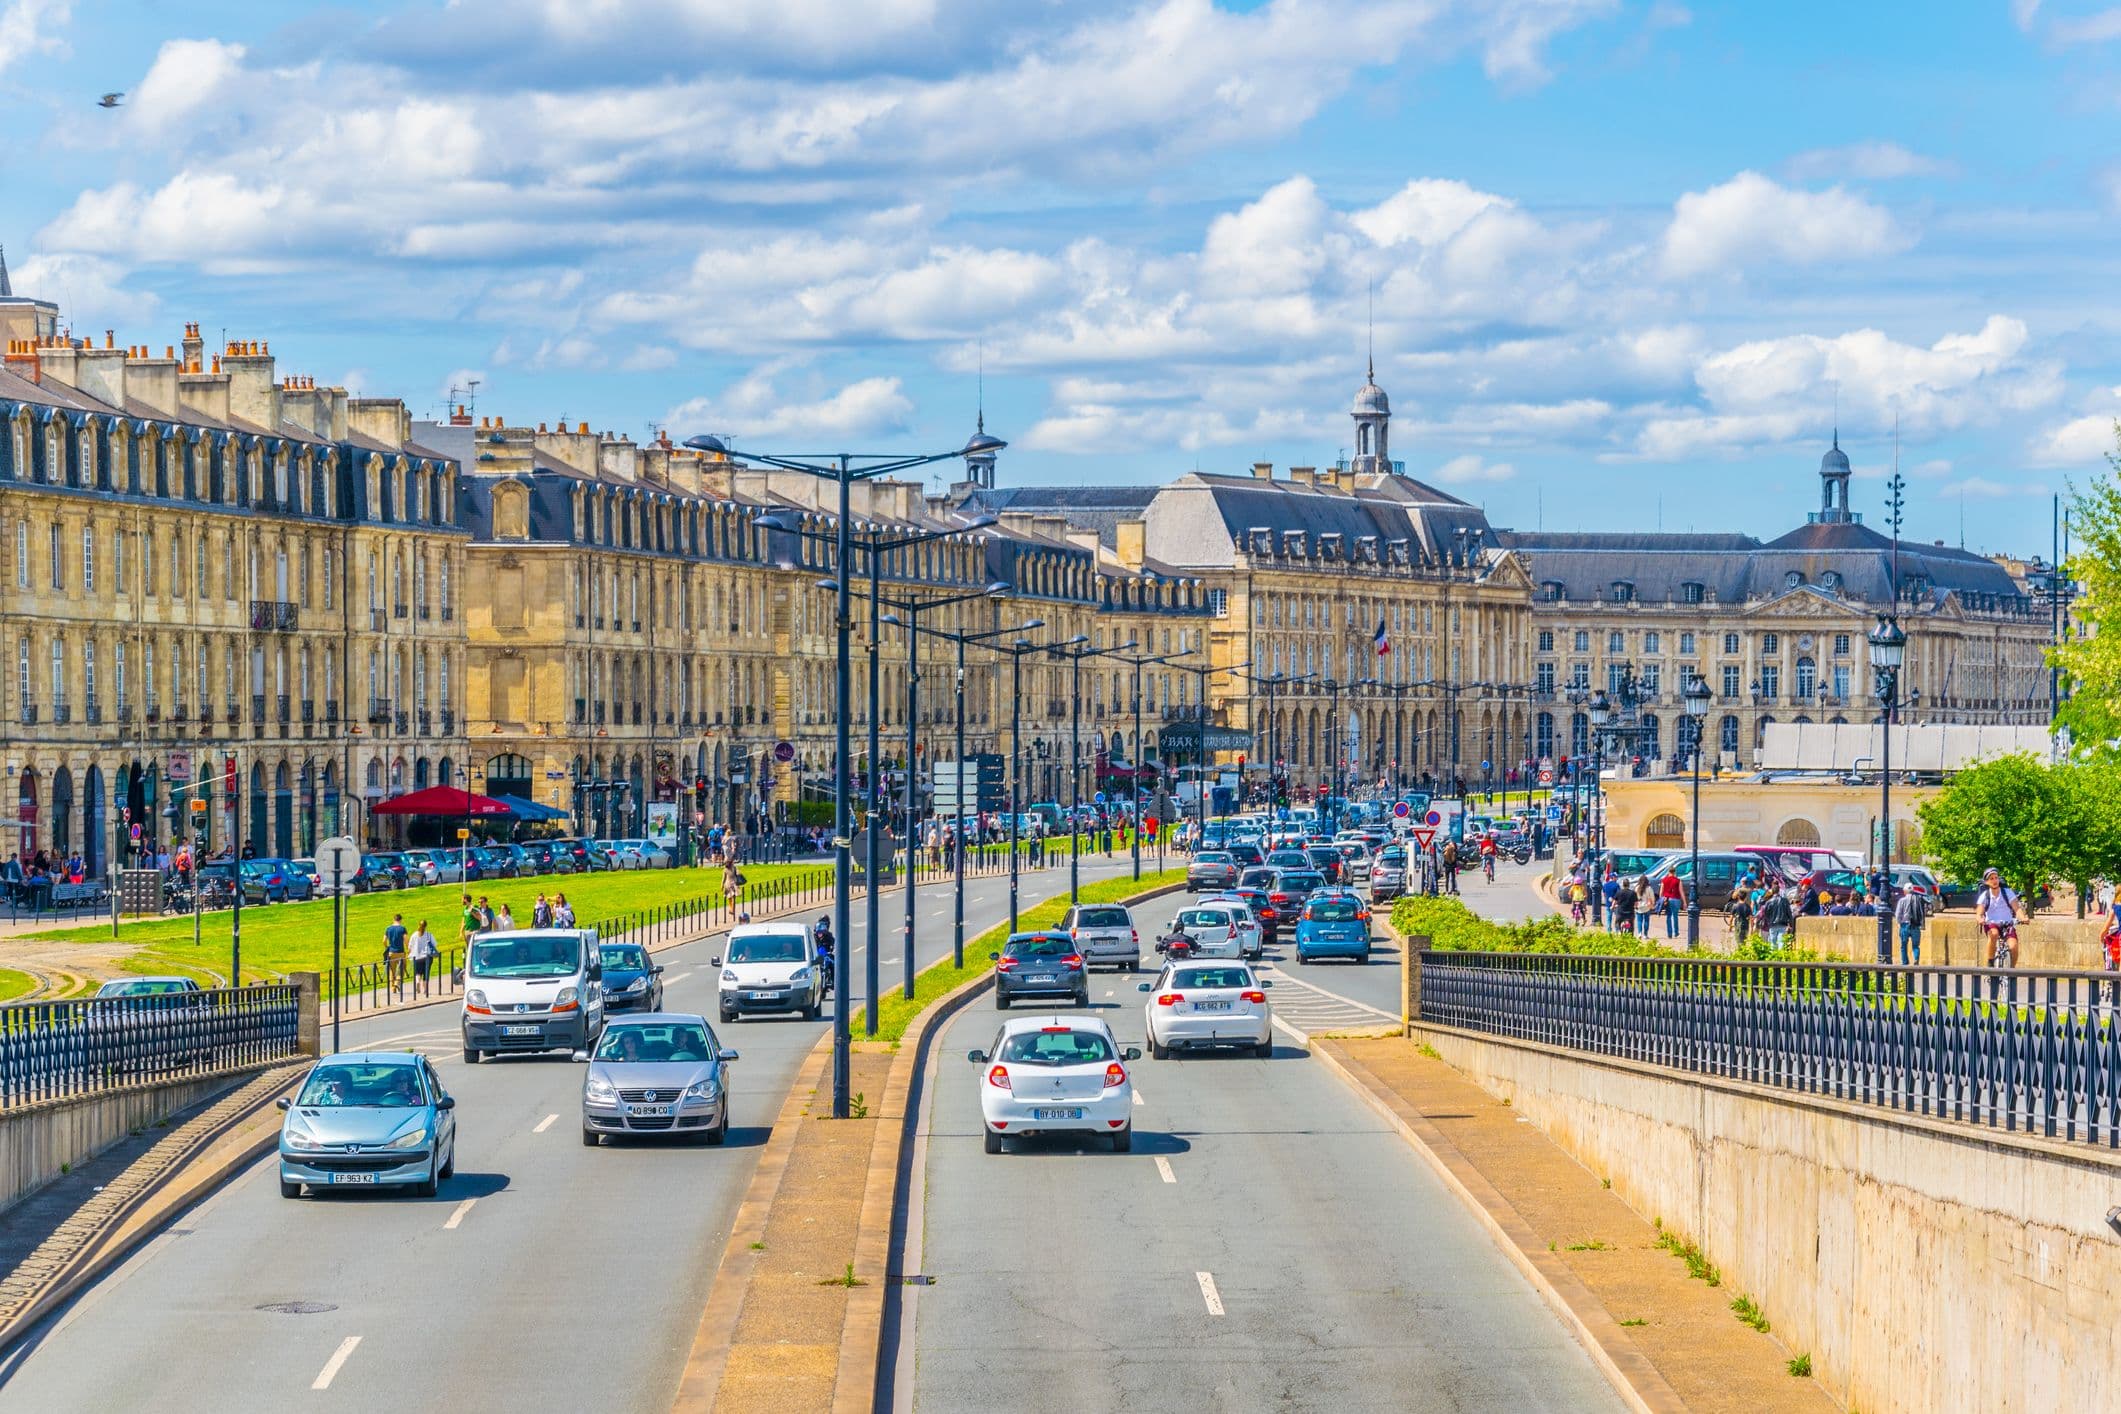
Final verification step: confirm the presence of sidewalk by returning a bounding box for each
[1315,1034,1834,1412]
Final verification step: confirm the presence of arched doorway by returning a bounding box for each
[274,762,294,857]
[413,757,431,790]
[321,762,340,839]
[51,767,74,861]
[1776,818,1821,848]
[298,761,317,856]
[84,764,106,875]
[248,763,268,858]
[1645,812,1686,850]
[485,753,533,801]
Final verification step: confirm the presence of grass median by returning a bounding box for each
[0,967,33,1002]
[852,867,1188,1044]
[31,862,829,986]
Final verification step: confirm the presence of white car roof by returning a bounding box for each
[727,921,809,940]
[996,1013,1117,1039]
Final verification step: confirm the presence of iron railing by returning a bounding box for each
[0,983,302,1108]
[1418,951,2121,1147]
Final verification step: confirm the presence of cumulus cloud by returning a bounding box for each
[2050,6,2121,43]
[666,369,916,441]
[8,251,157,325]
[126,38,246,133]
[0,0,70,77]
[1939,477,2018,499]
[1431,453,1516,483]
[1784,141,1953,182]
[2026,412,2117,466]
[1660,171,1908,278]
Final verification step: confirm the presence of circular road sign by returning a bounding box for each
[1425,810,1442,826]
[773,740,796,764]
[1538,769,1554,784]
[312,835,360,879]
[1392,801,1410,818]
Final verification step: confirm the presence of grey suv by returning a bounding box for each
[1060,903,1139,972]
[990,933,1090,1010]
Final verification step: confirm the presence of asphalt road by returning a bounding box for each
[904,897,1626,1414]
[0,853,1150,1412]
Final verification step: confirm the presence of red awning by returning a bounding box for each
[367,785,512,817]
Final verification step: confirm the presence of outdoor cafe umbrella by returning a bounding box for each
[367,785,511,817]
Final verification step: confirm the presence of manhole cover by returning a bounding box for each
[256,1301,338,1315]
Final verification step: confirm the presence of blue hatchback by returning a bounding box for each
[1293,890,1372,963]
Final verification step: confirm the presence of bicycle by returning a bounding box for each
[1482,851,1496,885]
[1986,923,2017,969]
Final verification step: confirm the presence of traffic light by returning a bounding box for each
[1237,753,1247,773]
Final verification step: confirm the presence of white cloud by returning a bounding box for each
[1939,477,2016,498]
[128,38,246,133]
[1660,171,1908,277]
[1431,453,1516,483]
[0,0,70,77]
[437,368,487,406]
[2014,0,2043,29]
[667,369,915,442]
[8,251,157,325]
[2051,6,2121,43]
[2026,412,2117,466]
[1784,141,1953,182]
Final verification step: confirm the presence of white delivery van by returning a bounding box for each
[461,927,605,1063]
[715,921,825,1023]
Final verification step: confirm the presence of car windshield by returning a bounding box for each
[1279,873,1326,891]
[296,1062,425,1108]
[1004,937,1071,958]
[594,1023,712,1063]
[727,934,806,964]
[469,933,581,978]
[1077,907,1130,928]
[599,944,650,971]
[1173,966,1252,989]
[1178,909,1231,929]
[996,1029,1114,1066]
[1308,898,1362,921]
[97,979,193,996]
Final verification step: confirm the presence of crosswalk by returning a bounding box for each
[1253,963,1398,1040]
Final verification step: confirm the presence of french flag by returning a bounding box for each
[1374,618,1390,656]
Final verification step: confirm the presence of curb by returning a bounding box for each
[0,1061,306,1357]
[671,1032,834,1410]
[1303,1034,1684,1414]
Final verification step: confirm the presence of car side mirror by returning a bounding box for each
[587,963,603,980]
[967,1049,988,1064]
[710,956,721,967]
[1136,982,1152,992]
[653,964,666,975]
[718,1048,740,1063]
[1122,1047,1141,1061]
[275,1096,292,1111]
[987,952,1000,961]
[1261,980,1274,988]
[436,1095,456,1111]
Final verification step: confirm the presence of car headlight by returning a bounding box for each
[466,988,488,1009]
[585,1075,618,1103]
[683,1077,721,1103]
[623,976,648,993]
[388,1124,429,1150]
[721,969,739,984]
[788,965,810,983]
[283,1120,324,1151]
[554,986,579,1009]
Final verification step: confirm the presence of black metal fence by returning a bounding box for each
[1418,951,2121,1147]
[0,984,302,1108]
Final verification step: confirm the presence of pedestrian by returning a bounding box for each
[1441,839,1460,895]
[1975,868,2022,967]
[533,892,552,928]
[1727,878,1752,947]
[1758,886,1795,950]
[1634,877,1654,936]
[410,918,438,996]
[1894,884,1929,965]
[553,892,575,927]
[722,856,744,911]
[476,894,496,930]
[1658,869,1683,938]
[459,893,480,952]
[383,912,409,998]
[1613,877,1637,933]
[1567,876,1588,926]
[495,901,516,931]
[1600,869,1620,923]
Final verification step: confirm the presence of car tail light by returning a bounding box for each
[987,1064,1012,1090]
[1041,1025,1071,1033]
[1242,990,1266,1004]
[1157,992,1181,1006]
[1130,928,1139,944]
[1104,1062,1127,1088]
[1063,954,1083,969]
[996,957,1018,971]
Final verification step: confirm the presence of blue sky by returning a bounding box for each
[3,0,2119,554]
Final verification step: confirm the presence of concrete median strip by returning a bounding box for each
[0,1061,308,1357]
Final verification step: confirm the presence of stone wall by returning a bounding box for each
[1795,913,2111,969]
[1413,1020,2121,1414]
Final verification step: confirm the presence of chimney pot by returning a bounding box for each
[579,421,588,434]
[105,330,113,348]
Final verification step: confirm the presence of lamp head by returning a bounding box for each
[1868,616,1907,669]
[983,580,1010,597]
[1683,674,1712,718]
[752,511,797,533]
[683,434,728,455]
[963,432,1007,458]
[880,612,905,628]
[1589,689,1612,726]
[815,578,840,594]
[955,514,998,533]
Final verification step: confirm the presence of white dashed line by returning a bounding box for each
[1154,1156,1176,1184]
[443,1198,476,1230]
[1131,1090,1143,1107]
[532,1114,558,1134]
[312,1335,361,1390]
[1196,1271,1225,1316]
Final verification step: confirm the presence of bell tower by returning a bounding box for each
[1349,356,1392,476]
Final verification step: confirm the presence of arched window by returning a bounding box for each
[1775,818,1821,847]
[1794,656,1817,699]
[1645,812,1686,849]
[1718,714,1739,754]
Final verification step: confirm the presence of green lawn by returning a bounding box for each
[40,863,830,988]
[853,867,1188,1044]
[0,967,35,1003]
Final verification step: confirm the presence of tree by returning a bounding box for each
[1916,754,2072,909]
[2054,422,2121,755]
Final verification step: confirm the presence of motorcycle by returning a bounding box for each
[1153,930,1199,962]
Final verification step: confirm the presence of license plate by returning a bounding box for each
[501,1024,539,1036]
[331,1172,378,1185]
[1194,1000,1232,1012]
[1025,974,1056,984]
[747,991,776,1001]
[627,1104,673,1117]
[1033,1107,1083,1121]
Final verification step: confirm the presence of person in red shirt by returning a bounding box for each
[1659,870,1685,938]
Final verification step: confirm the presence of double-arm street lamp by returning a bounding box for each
[691,429,1003,1118]
[1236,670,1316,810]
[1683,673,1712,948]
[883,613,1044,972]
[1319,675,1376,832]
[993,634,1074,933]
[1172,657,1247,840]
[1050,636,1138,902]
[1869,615,1907,964]
[1112,647,1196,880]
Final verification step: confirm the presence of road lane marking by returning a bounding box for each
[1196,1272,1224,1316]
[1132,1090,1143,1107]
[312,1336,361,1390]
[1154,1156,1176,1184]
[443,1198,476,1230]
[533,1114,558,1133]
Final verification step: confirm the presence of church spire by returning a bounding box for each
[0,245,12,299]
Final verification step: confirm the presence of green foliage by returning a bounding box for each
[1730,1294,1772,1332]
[2056,435,2121,754]
[1916,753,2121,908]
[1654,1227,1722,1287]
[1391,896,1678,958]
[1787,1353,1813,1378]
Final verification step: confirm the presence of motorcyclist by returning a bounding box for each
[812,917,837,984]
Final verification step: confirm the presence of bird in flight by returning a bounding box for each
[97,92,123,108]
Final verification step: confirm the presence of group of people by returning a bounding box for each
[377,890,580,999]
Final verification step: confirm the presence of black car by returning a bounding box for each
[991,932,1088,1010]
[522,840,575,874]
[472,845,519,879]
[597,941,665,1012]
[1304,845,1344,884]
[1265,868,1327,923]
[1225,841,1265,869]
[356,853,408,892]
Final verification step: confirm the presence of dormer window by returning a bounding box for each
[1610,580,1634,604]
[1785,570,1805,589]
[1538,580,1564,603]
[1819,571,1840,592]
[1681,581,1705,605]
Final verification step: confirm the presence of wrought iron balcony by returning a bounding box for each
[52,700,70,725]
[276,694,291,723]
[249,600,299,632]
[440,710,454,735]
[17,705,35,725]
[367,698,392,726]
[417,709,432,736]
[301,699,315,723]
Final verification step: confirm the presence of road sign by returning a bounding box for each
[1538,769,1554,784]
[312,835,360,878]
[1425,809,1442,826]
[456,827,471,841]
[1412,827,1437,850]
[1392,801,1410,819]
[188,799,207,815]
[773,740,795,763]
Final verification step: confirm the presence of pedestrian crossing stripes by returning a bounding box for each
[1255,965,1397,1039]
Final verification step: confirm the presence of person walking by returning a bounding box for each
[1633,876,1655,936]
[1659,869,1683,938]
[722,856,744,913]
[1612,877,1637,934]
[459,893,481,954]
[476,895,496,930]
[1893,884,1930,965]
[1758,886,1795,950]
[532,892,552,928]
[1726,877,1753,947]
[1441,839,1460,895]
[410,918,438,997]
[495,901,516,931]
[553,892,575,927]
[1975,869,2022,967]
[383,913,409,999]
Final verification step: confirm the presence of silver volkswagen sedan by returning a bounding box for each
[579,1013,737,1146]
[277,1051,457,1198]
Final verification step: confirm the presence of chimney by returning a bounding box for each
[347,397,411,447]
[1289,465,1315,488]
[180,321,204,372]
[1251,461,1274,480]
[222,339,277,427]
[1116,519,1146,571]
[123,345,181,419]
[449,403,472,427]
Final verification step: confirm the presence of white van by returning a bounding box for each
[461,927,605,1063]
[715,921,825,1023]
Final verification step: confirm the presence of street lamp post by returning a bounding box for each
[1587,688,1611,926]
[698,427,1004,1119]
[1683,674,1712,949]
[1115,648,1196,880]
[1869,615,1906,965]
[993,636,1066,934]
[1052,637,1136,903]
[1238,671,1316,814]
[1172,656,1245,844]
[1319,676,1376,832]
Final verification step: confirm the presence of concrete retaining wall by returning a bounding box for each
[1413,1021,2121,1414]
[0,1072,262,1212]
[1796,913,2111,969]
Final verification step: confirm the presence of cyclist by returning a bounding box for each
[1478,832,1497,883]
[1975,869,2021,967]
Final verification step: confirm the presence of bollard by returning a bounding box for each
[292,971,321,1055]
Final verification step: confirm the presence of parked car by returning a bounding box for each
[521,840,573,874]
[593,838,642,870]
[991,932,1089,1009]
[546,838,593,872]
[366,852,413,890]
[239,859,301,904]
[1059,902,1140,972]
[1138,961,1273,1059]
[286,858,331,896]
[352,854,402,893]
[277,1051,457,1198]
[580,1013,736,1146]
[495,842,538,876]
[966,1014,1138,1153]
[470,845,520,880]
[1294,890,1372,964]
[399,849,442,887]
[1642,851,1766,904]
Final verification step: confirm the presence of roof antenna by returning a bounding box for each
[1885,413,1906,599]
[976,339,985,436]
[1366,280,1375,383]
